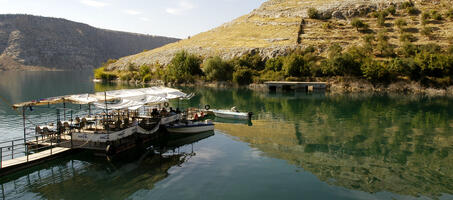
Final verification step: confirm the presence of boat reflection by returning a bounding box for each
[0,131,214,199]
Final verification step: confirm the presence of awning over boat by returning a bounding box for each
[12,87,188,109]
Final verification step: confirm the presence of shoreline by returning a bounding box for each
[93,78,453,97]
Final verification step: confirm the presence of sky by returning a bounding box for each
[0,0,267,38]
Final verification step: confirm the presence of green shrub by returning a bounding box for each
[376,32,395,57]
[165,50,203,83]
[139,65,151,77]
[351,18,369,32]
[401,1,414,9]
[386,5,396,16]
[421,26,433,39]
[419,43,442,54]
[283,53,308,77]
[390,57,421,80]
[322,22,334,30]
[395,19,407,32]
[322,48,364,77]
[308,8,319,19]
[448,45,453,55]
[421,11,430,25]
[361,59,395,82]
[233,67,254,85]
[94,67,105,79]
[231,53,265,71]
[259,70,285,82]
[265,57,284,72]
[127,63,138,71]
[377,14,386,27]
[328,43,343,59]
[406,7,419,15]
[415,51,452,78]
[399,42,418,57]
[120,72,132,81]
[203,56,234,81]
[400,33,416,42]
[431,10,443,20]
[142,74,152,82]
[447,8,453,20]
[370,11,380,18]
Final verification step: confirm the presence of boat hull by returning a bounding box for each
[213,110,250,120]
[166,124,214,134]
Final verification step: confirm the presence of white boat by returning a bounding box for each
[212,107,252,120]
[166,121,214,134]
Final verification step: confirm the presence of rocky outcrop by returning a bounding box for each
[0,14,179,70]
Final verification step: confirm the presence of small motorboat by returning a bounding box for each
[166,120,215,134]
[212,107,253,120]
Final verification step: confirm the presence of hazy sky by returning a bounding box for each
[0,0,267,38]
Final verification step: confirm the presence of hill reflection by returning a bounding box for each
[195,87,453,198]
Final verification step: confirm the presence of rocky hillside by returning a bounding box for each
[0,15,179,71]
[106,0,453,71]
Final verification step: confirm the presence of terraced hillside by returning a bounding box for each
[105,0,453,70]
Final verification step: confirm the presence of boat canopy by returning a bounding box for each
[13,87,188,110]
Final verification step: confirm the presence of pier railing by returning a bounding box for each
[0,133,70,169]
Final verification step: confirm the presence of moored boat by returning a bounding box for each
[166,120,214,134]
[212,107,252,120]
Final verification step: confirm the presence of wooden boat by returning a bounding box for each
[212,107,252,120]
[166,120,214,134]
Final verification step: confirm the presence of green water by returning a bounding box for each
[0,71,453,200]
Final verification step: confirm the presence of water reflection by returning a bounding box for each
[0,132,214,200]
[199,88,453,199]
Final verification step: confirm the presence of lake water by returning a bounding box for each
[0,71,452,200]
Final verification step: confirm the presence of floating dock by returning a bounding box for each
[264,81,327,92]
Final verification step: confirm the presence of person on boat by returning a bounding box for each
[169,107,176,115]
[151,108,159,118]
[194,113,199,121]
[231,106,239,112]
[160,108,168,117]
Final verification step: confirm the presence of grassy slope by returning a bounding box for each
[107,0,453,72]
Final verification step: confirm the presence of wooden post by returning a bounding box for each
[63,99,66,121]
[11,141,14,159]
[105,91,109,134]
[0,147,2,168]
[50,136,53,155]
[22,107,27,156]
[88,103,92,117]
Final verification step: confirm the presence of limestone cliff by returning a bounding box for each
[0,14,179,71]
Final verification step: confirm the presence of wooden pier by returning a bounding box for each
[264,81,327,92]
[0,146,73,176]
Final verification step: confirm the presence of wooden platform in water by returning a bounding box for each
[0,147,72,176]
[264,81,327,91]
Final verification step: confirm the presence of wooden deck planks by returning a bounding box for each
[1,147,70,168]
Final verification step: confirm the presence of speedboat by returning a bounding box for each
[212,107,253,120]
[166,120,214,134]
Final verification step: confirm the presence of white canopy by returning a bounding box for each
[13,86,188,110]
[93,87,187,110]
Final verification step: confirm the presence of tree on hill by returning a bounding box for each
[351,18,369,32]
[166,50,203,83]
